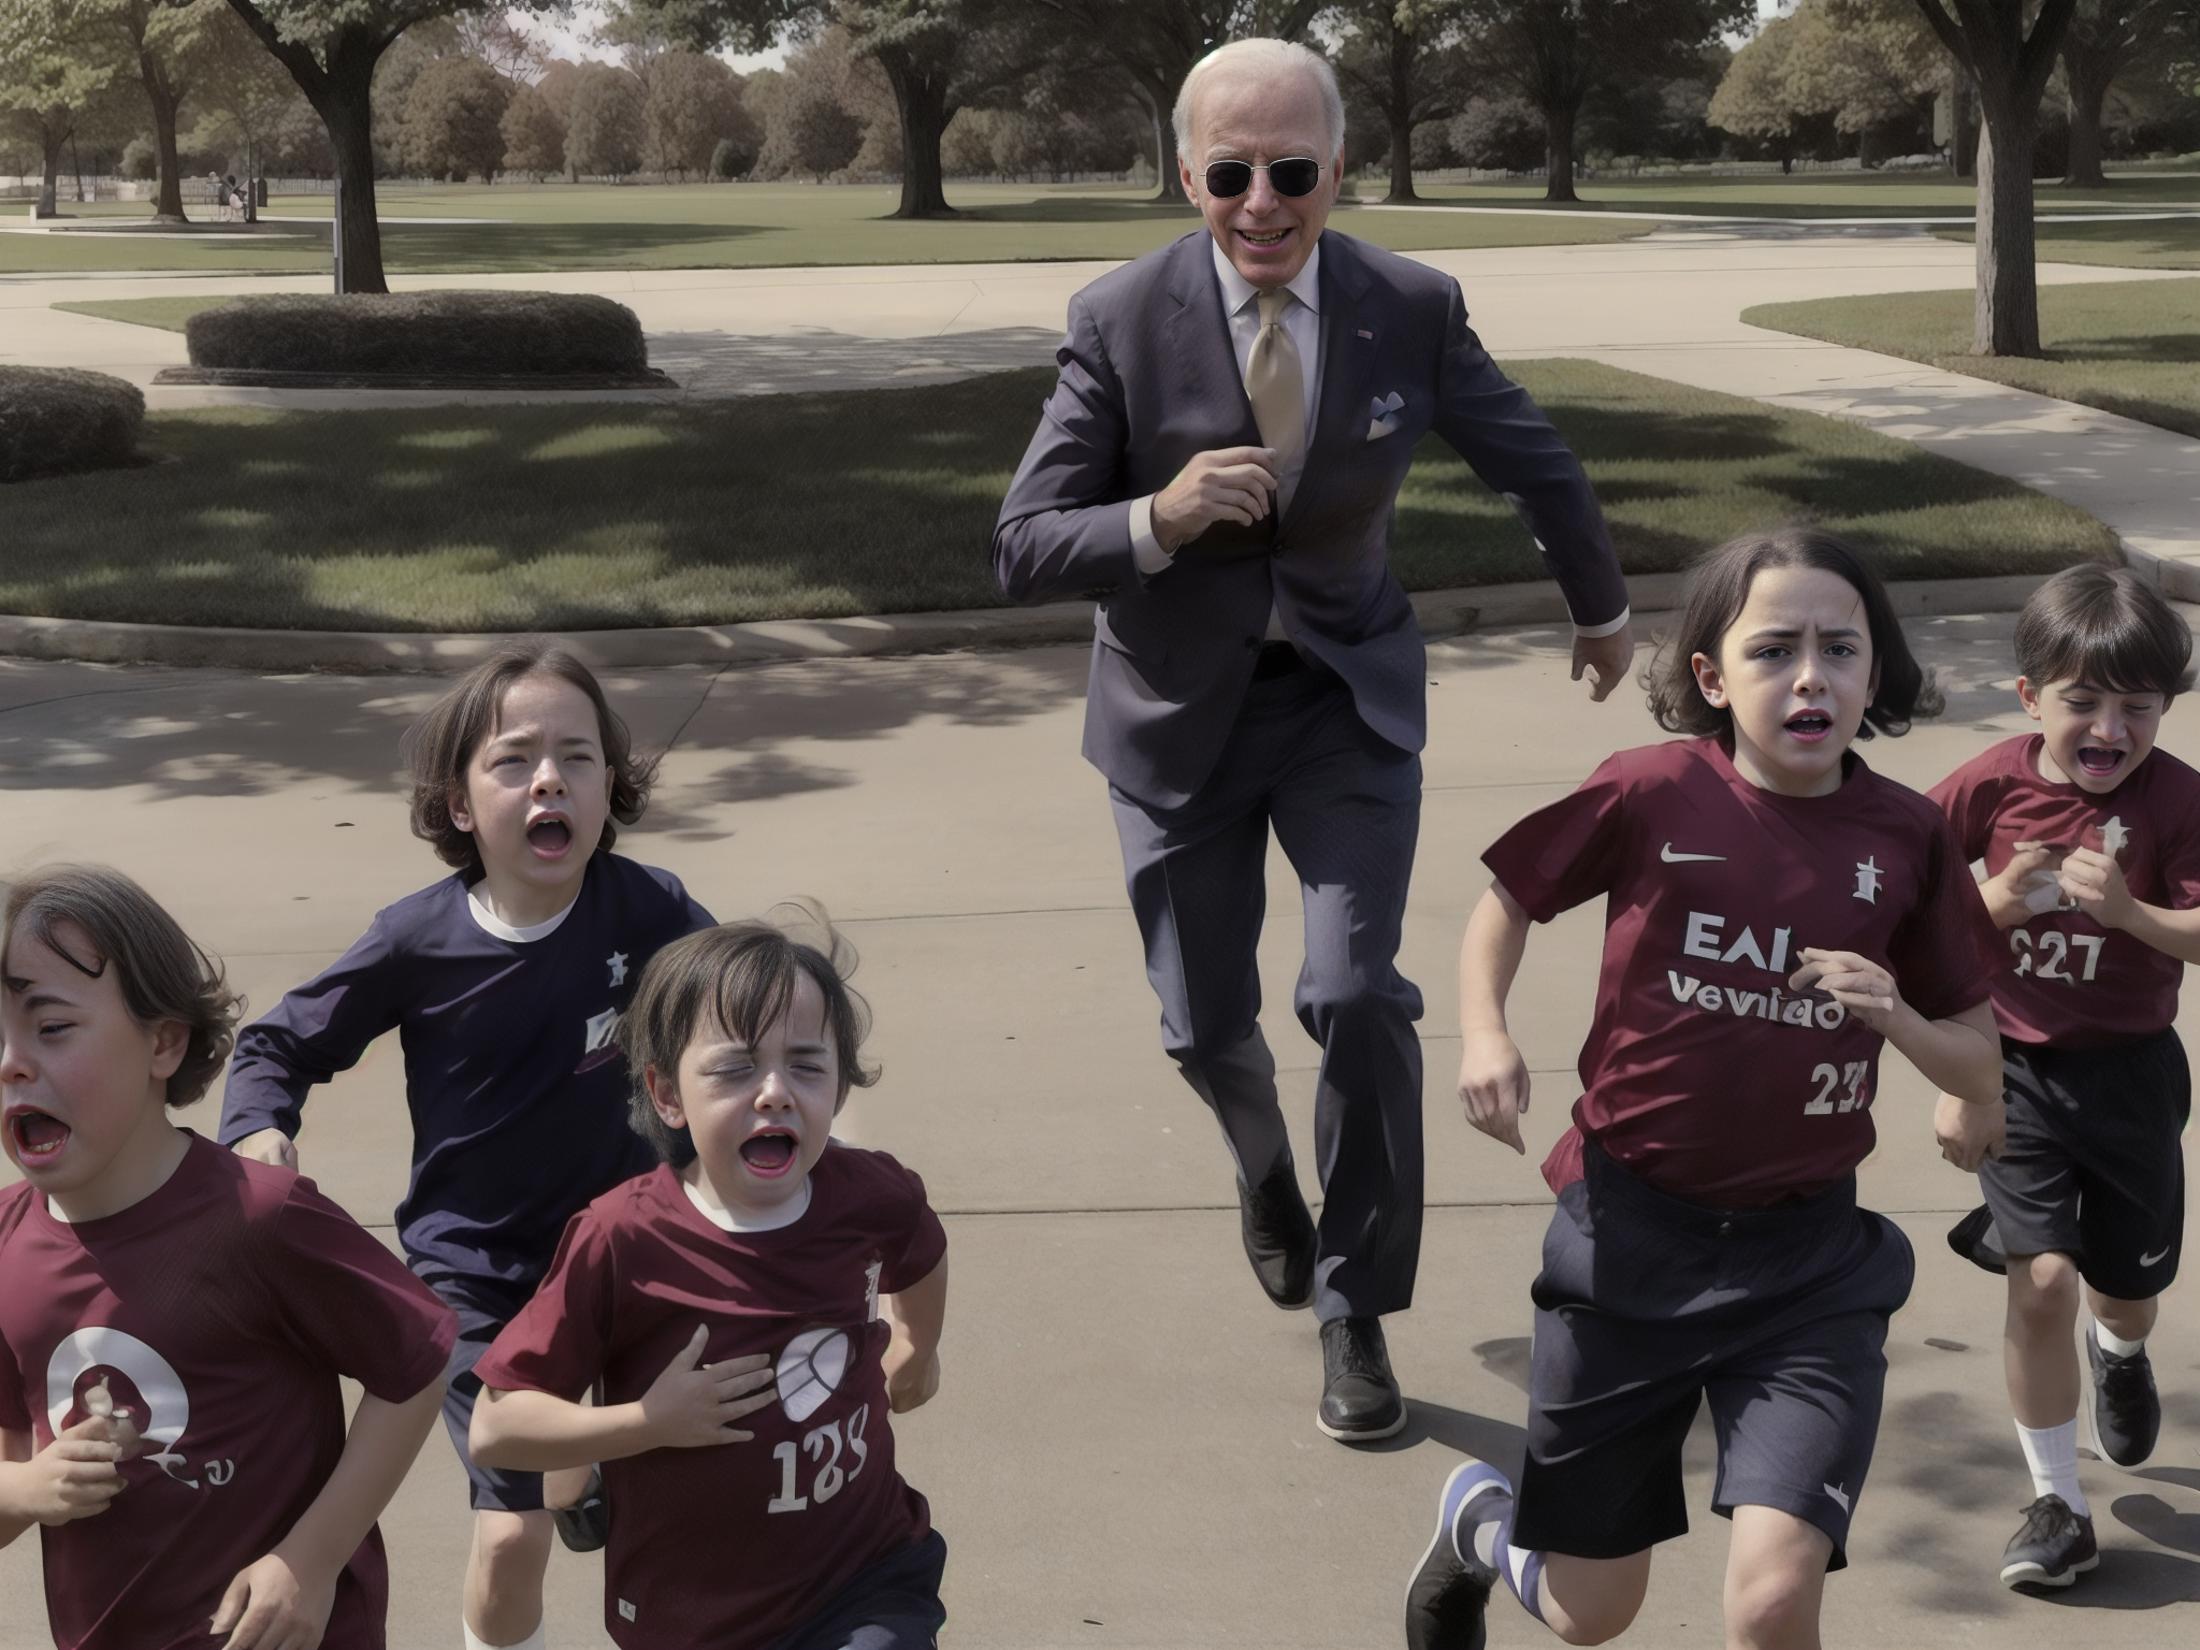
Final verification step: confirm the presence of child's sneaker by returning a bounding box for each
[1404,1459,1509,1650]
[2087,1325,2161,1467]
[1999,1494,2098,1588]
[551,1468,609,1553]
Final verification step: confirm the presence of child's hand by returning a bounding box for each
[1789,949,1904,1033]
[2058,846,2133,928]
[884,1343,940,1414]
[1982,841,2064,927]
[1934,1090,2005,1172]
[230,1129,299,1172]
[210,1547,335,1650]
[5,1417,126,1525]
[1458,1030,1531,1155]
[638,1327,776,1450]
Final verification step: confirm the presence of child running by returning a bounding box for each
[1402,526,2004,1650]
[468,910,950,1650]
[218,641,714,1650]
[0,865,455,1650]
[1930,564,2199,1589]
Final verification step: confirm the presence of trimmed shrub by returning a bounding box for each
[184,292,650,377]
[0,368,147,483]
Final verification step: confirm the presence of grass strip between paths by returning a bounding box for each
[0,359,2115,634]
[1744,278,2200,439]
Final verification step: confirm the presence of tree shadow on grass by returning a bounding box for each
[2046,332,2200,364]
[652,324,1062,396]
[380,219,764,273]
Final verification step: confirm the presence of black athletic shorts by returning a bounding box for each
[765,1530,948,1650]
[1514,1141,1914,1569]
[1979,1029,2190,1301]
[432,1277,544,1514]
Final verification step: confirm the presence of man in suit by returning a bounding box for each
[992,37,1634,1442]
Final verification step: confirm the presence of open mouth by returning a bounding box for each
[1238,227,1291,249]
[738,1130,799,1178]
[2076,746,2125,778]
[525,816,573,858]
[5,1107,69,1166]
[1784,711,1832,742]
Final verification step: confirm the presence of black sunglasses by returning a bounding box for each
[1202,157,1323,199]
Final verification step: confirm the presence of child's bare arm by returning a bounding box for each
[883,1256,948,1414]
[1458,881,1535,1154]
[471,1329,774,1471]
[0,1419,126,1549]
[210,1378,442,1649]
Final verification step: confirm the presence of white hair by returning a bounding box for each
[1171,38,1346,168]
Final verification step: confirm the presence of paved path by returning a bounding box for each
[5,227,2197,589]
[2,617,2198,1647]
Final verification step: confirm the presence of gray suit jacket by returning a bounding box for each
[992,229,1629,810]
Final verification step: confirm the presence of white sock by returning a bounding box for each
[2094,1320,2147,1359]
[463,1624,545,1650]
[2015,1419,2088,1518]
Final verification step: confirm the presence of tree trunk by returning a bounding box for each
[142,57,188,222]
[2062,66,2110,188]
[1385,25,1417,203]
[1144,77,1186,204]
[313,59,388,293]
[1948,76,1973,177]
[1972,98,2043,356]
[879,52,953,219]
[35,122,64,218]
[1543,100,1578,204]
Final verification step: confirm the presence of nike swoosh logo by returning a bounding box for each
[2140,1245,2172,1268]
[1661,844,1726,863]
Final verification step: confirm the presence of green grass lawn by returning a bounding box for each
[0,359,2112,632]
[0,181,1645,277]
[1937,218,2200,270]
[52,296,217,331]
[1744,278,2200,438]
[1417,166,2200,216]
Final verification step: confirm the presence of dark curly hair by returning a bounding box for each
[620,902,879,1170]
[402,640,657,880]
[3,865,244,1109]
[1644,525,1941,741]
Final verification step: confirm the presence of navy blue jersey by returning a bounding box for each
[219,855,713,1291]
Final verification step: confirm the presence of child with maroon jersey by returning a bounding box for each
[469,910,950,1650]
[0,866,455,1650]
[1928,564,2200,1591]
[1402,528,2004,1650]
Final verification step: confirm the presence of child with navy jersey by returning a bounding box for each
[1,866,455,1650]
[1928,565,2200,1590]
[1402,528,2004,1650]
[217,641,714,1650]
[468,910,950,1650]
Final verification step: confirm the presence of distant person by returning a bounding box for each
[0,865,454,1650]
[1932,565,2200,1590]
[219,641,716,1650]
[470,912,951,1650]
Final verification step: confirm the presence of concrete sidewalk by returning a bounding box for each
[2,616,2196,1646]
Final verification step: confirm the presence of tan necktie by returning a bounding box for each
[1245,288,1306,479]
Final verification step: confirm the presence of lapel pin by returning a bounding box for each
[1356,328,1374,340]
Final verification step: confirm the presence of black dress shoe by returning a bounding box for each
[1237,1158,1316,1309]
[1319,1316,1406,1441]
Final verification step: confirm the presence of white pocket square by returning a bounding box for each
[1365,391,1406,441]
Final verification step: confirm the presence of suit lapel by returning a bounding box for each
[1164,234,1261,452]
[1282,233,1378,539]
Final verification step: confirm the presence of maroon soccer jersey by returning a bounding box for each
[473,1143,948,1650]
[1930,734,2200,1046]
[0,1133,456,1650]
[1484,738,1995,1207]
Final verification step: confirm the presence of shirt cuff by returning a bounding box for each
[1572,606,1630,640]
[1129,494,1172,575]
